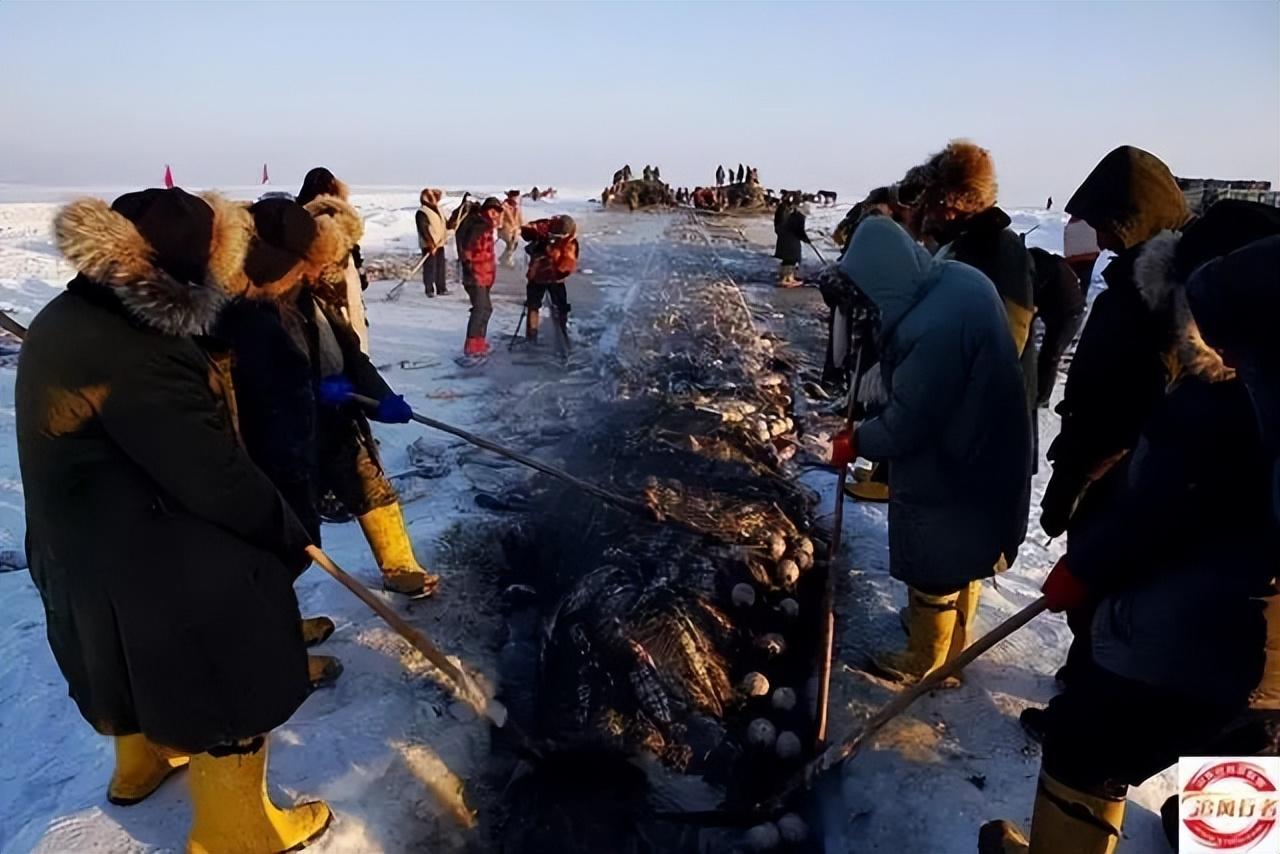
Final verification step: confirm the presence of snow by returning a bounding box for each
[0,189,1170,852]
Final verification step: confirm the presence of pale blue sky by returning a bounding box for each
[1,0,1276,204]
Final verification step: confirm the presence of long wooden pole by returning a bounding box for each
[764,596,1050,812]
[813,338,865,747]
[307,545,513,729]
[349,393,664,523]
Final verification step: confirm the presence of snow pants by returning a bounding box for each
[1041,659,1240,799]
[421,249,447,296]
[463,282,493,340]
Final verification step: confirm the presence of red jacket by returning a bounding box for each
[457,216,496,287]
[522,219,579,283]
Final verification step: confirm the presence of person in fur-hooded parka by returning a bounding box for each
[16,188,314,756]
[295,194,439,599]
[297,168,370,352]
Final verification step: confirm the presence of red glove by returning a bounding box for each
[830,428,857,469]
[1041,557,1090,613]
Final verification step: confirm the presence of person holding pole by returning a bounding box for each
[521,214,579,353]
[981,235,1280,854]
[416,188,449,297]
[16,187,331,850]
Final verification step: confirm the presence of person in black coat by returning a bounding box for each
[911,142,1038,436]
[981,234,1280,854]
[773,193,806,287]
[1040,147,1197,539]
[1024,180,1280,738]
[1029,247,1086,407]
[18,189,333,849]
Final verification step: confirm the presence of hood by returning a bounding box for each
[301,194,364,291]
[1132,231,1233,382]
[53,191,250,336]
[1065,146,1189,251]
[1187,235,1280,526]
[838,215,935,330]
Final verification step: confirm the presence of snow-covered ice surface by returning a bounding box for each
[0,191,1168,853]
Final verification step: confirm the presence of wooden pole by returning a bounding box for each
[306,545,511,728]
[813,338,864,747]
[349,393,664,524]
[764,596,1050,812]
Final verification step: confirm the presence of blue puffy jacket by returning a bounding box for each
[842,216,1032,592]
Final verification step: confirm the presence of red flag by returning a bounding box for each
[261,163,269,185]
[163,164,174,189]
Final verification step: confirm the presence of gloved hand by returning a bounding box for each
[1041,557,1090,613]
[317,375,354,407]
[373,394,413,424]
[830,428,858,469]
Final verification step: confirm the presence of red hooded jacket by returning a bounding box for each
[522,218,579,283]
[457,214,497,287]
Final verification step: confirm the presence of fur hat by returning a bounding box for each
[912,140,998,214]
[420,188,434,206]
[480,196,504,213]
[53,187,251,336]
[235,197,359,300]
[300,194,364,291]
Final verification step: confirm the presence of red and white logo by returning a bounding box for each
[1179,757,1280,853]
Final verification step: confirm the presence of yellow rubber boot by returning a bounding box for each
[978,772,1125,854]
[845,480,890,502]
[107,734,189,806]
[187,739,332,854]
[868,588,959,683]
[356,503,439,598]
[946,580,983,664]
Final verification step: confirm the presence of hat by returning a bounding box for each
[481,196,504,213]
[300,194,365,289]
[913,140,997,214]
[551,215,577,238]
[237,198,322,298]
[54,187,252,335]
[506,189,521,198]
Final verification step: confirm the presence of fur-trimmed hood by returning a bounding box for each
[1133,199,1280,382]
[301,194,364,291]
[53,192,251,337]
[1134,231,1233,382]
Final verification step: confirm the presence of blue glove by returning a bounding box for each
[317,375,354,407]
[373,394,413,424]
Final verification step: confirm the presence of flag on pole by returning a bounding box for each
[163,165,174,189]
[261,163,269,185]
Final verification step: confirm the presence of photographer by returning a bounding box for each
[521,215,579,352]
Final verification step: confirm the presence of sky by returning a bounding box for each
[0,0,1277,205]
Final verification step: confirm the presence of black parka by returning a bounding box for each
[18,277,312,753]
[773,202,806,265]
[1042,147,1192,536]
